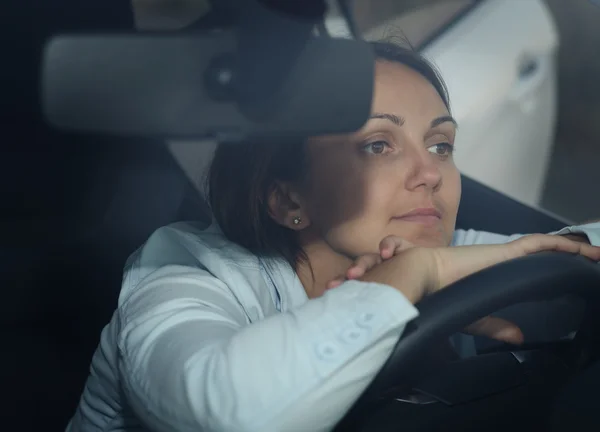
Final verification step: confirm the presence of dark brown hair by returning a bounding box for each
[207,41,450,268]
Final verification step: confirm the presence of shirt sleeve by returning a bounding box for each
[116,231,418,432]
[452,221,600,247]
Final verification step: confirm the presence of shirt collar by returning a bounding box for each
[258,256,308,312]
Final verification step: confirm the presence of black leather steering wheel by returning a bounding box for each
[337,252,600,430]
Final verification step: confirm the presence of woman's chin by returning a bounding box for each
[403,230,451,248]
[389,219,452,247]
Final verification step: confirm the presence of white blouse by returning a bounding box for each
[66,221,600,432]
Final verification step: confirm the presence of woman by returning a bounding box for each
[67,42,600,432]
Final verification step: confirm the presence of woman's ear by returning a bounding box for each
[267,182,310,231]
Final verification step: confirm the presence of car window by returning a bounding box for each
[354,0,479,48]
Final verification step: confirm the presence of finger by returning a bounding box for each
[464,316,524,345]
[379,236,414,260]
[580,243,600,261]
[559,239,600,261]
[516,235,600,261]
[347,254,382,279]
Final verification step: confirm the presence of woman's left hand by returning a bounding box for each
[326,235,412,289]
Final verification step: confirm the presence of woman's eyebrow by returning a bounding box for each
[431,115,458,129]
[369,112,404,126]
[369,113,457,129]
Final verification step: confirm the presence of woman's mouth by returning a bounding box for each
[393,208,442,225]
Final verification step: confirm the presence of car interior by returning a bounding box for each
[3,1,600,431]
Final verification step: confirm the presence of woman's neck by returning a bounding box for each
[296,240,353,298]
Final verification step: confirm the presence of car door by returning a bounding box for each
[347,0,559,208]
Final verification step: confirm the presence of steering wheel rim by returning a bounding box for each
[338,252,600,429]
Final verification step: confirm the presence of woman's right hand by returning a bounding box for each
[362,234,600,302]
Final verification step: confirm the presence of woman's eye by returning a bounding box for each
[427,143,454,158]
[362,141,391,155]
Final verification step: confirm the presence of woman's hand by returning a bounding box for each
[428,234,600,290]
[338,235,600,344]
[326,235,412,290]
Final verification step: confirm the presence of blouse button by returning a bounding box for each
[314,341,339,361]
[340,327,366,344]
[356,312,375,328]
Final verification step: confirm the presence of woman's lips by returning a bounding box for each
[394,208,442,225]
[397,215,441,225]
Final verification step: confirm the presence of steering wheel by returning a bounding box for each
[336,252,600,430]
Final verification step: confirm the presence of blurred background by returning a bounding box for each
[537,0,600,223]
[352,0,600,223]
[137,0,600,224]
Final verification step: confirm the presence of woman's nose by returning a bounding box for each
[404,149,443,192]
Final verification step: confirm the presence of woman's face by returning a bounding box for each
[296,60,461,257]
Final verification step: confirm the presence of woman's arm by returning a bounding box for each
[117,230,418,432]
[452,221,600,247]
[450,222,600,356]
